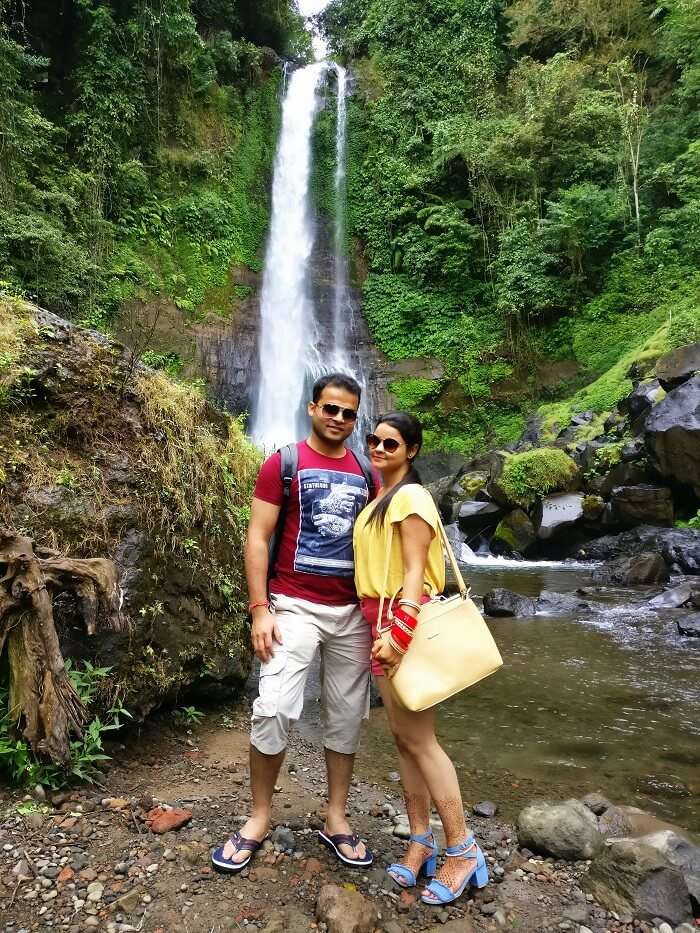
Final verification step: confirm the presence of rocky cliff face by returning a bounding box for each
[0,299,258,719]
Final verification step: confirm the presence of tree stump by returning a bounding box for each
[0,530,127,767]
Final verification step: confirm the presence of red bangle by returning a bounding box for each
[393,606,418,628]
[248,599,270,613]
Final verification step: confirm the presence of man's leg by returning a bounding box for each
[222,596,320,863]
[320,604,371,860]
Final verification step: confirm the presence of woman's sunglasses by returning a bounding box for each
[320,403,358,422]
[366,433,402,453]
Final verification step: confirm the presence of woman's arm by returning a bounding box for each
[371,514,433,674]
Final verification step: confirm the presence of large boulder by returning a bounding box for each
[483,588,537,617]
[583,839,693,925]
[535,493,584,540]
[619,379,664,420]
[0,301,257,720]
[516,799,604,860]
[491,509,536,556]
[648,582,698,609]
[457,499,503,533]
[579,526,700,574]
[635,830,700,911]
[592,553,670,585]
[597,805,687,841]
[609,484,674,527]
[587,462,650,499]
[535,591,590,615]
[655,342,700,390]
[645,375,700,497]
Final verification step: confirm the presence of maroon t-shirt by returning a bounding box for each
[255,441,376,606]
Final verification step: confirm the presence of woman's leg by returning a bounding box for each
[380,681,477,896]
[377,678,433,880]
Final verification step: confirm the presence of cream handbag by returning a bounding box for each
[377,512,503,711]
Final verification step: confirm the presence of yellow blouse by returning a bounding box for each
[353,484,445,599]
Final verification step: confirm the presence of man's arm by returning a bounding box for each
[245,496,283,663]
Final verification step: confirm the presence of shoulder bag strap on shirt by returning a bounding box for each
[376,505,469,635]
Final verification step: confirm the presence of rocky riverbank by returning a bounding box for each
[1,703,697,933]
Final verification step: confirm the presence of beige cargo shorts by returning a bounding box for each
[250,593,371,756]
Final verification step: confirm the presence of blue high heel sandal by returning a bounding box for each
[387,830,438,888]
[421,834,489,905]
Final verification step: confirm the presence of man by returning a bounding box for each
[212,373,376,873]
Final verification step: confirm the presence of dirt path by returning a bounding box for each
[0,703,666,933]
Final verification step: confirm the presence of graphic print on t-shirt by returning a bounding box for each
[294,468,369,576]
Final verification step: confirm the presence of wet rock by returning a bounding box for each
[631,830,700,911]
[483,588,537,618]
[655,342,700,390]
[645,375,700,497]
[583,839,692,925]
[582,792,612,816]
[648,583,697,609]
[144,806,192,834]
[457,499,503,533]
[491,509,536,556]
[676,614,700,637]
[598,805,682,841]
[610,485,674,528]
[535,493,584,540]
[473,801,497,818]
[579,525,700,574]
[592,553,670,586]
[516,799,603,860]
[620,380,664,420]
[535,591,590,615]
[316,883,380,933]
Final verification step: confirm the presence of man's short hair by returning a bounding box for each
[312,372,362,403]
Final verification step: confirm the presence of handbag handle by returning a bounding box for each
[376,498,469,634]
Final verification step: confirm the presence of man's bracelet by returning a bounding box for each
[248,599,270,613]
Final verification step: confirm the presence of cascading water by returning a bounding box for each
[251,62,372,450]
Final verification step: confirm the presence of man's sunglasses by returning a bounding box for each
[320,403,358,422]
[366,433,402,453]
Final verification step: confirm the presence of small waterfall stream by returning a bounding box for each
[251,62,372,450]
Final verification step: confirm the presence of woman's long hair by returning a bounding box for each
[367,411,423,527]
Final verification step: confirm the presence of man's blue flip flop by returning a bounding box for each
[211,831,267,873]
[318,829,373,867]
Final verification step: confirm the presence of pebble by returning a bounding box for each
[473,800,498,818]
[387,772,401,783]
[393,824,410,839]
[656,926,673,933]
[86,881,104,902]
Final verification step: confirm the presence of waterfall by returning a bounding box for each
[251,62,372,451]
[251,62,327,449]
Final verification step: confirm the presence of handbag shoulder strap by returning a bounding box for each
[376,494,469,632]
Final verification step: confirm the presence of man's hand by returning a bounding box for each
[251,608,283,663]
[371,636,402,678]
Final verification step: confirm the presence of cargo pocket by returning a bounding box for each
[252,651,287,718]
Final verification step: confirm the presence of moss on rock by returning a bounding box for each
[499,448,580,509]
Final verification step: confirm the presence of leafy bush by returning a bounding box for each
[499,448,580,508]
[0,661,131,788]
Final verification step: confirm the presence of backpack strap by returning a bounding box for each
[349,449,376,501]
[268,443,298,579]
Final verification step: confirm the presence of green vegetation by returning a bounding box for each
[0,1,308,330]
[0,661,130,788]
[499,448,579,507]
[318,0,700,452]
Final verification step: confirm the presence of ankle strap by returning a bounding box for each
[410,830,434,846]
[445,834,476,856]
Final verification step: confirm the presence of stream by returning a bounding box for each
[286,558,700,833]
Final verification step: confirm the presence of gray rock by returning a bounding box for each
[483,588,537,618]
[458,499,504,533]
[579,525,700,574]
[592,552,670,586]
[610,485,674,528]
[632,830,700,910]
[387,771,401,783]
[648,583,696,609]
[583,839,692,925]
[582,792,612,816]
[270,826,296,852]
[535,591,590,615]
[676,614,700,637]
[620,380,664,420]
[516,799,603,860]
[655,342,700,390]
[645,375,700,497]
[393,824,410,839]
[535,493,584,540]
[473,801,497,818]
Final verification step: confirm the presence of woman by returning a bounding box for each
[353,412,488,905]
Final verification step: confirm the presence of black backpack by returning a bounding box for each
[268,443,376,578]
